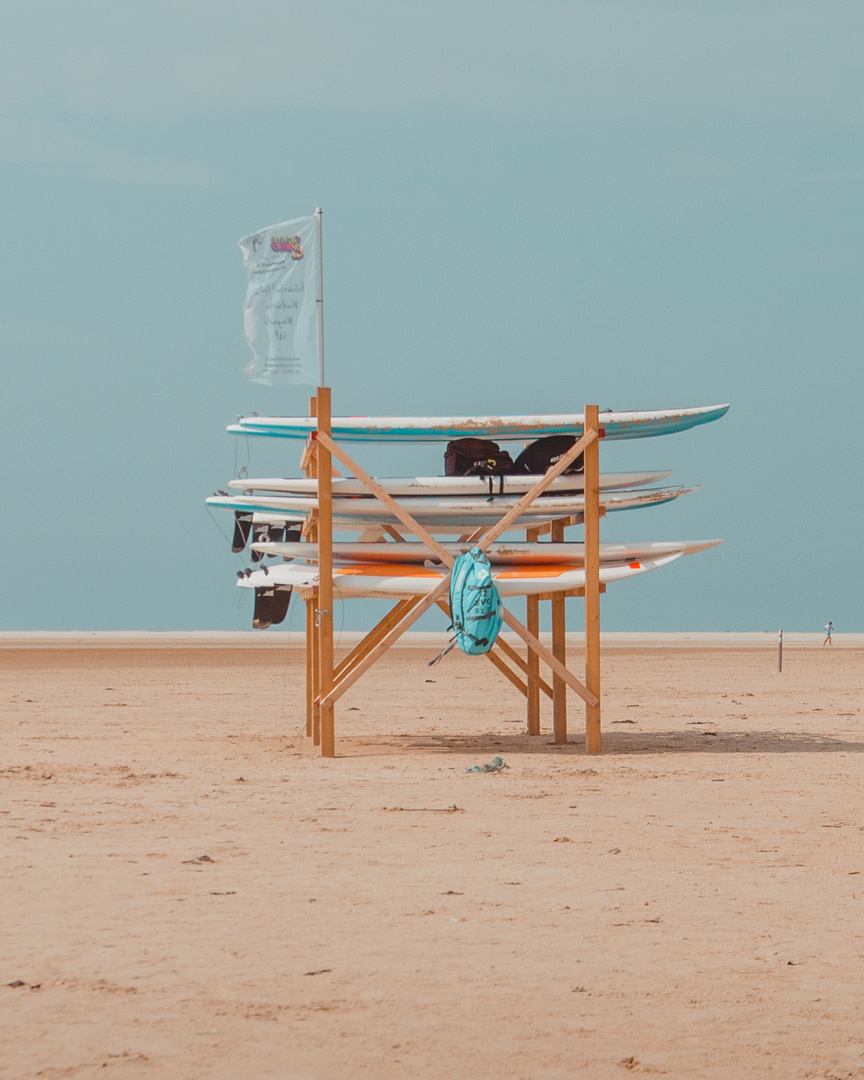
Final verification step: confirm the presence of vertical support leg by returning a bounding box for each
[551,518,567,744]
[316,387,336,757]
[305,596,315,736]
[311,606,321,745]
[584,405,602,753]
[526,526,541,735]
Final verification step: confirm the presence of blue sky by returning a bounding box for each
[1,1,862,631]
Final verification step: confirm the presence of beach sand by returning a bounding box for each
[2,641,863,1079]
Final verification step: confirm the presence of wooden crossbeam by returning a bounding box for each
[316,427,597,564]
[333,597,420,685]
[494,635,553,698]
[318,577,452,708]
[301,437,343,476]
[500,607,598,707]
[531,585,606,602]
[472,430,598,552]
[373,528,539,698]
[484,647,530,697]
[316,432,454,565]
[432,599,547,702]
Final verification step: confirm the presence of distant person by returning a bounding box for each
[824,621,833,646]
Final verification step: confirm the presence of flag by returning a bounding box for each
[238,214,320,385]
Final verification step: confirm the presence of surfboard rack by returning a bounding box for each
[303,388,604,757]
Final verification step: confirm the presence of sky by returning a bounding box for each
[1,0,862,633]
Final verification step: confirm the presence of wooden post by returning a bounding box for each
[551,518,567,744]
[311,607,321,744]
[584,405,602,753]
[316,387,335,757]
[305,597,314,737]
[526,526,541,735]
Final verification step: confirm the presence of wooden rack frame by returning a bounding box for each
[301,388,604,757]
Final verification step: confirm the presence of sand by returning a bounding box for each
[2,640,863,1079]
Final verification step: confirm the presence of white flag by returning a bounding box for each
[239,215,320,385]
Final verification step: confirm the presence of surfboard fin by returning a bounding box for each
[253,586,293,629]
[250,522,303,562]
[232,513,253,552]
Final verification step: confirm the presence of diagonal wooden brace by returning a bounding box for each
[317,576,452,709]
[333,596,420,685]
[314,428,598,709]
[500,608,598,707]
[432,599,549,700]
[315,427,598,565]
[484,647,530,697]
[495,636,553,698]
[300,436,343,477]
[472,428,599,552]
[315,432,454,565]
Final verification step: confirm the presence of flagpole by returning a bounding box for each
[315,207,324,387]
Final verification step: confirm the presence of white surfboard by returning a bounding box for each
[227,470,672,498]
[235,553,686,598]
[228,404,729,443]
[206,486,697,530]
[249,539,722,566]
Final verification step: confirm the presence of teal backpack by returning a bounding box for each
[449,547,503,655]
[428,547,504,666]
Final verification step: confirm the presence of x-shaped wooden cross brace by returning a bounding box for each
[311,427,601,711]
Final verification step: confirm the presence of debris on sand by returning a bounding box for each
[465,756,508,773]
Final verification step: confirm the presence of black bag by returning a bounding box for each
[513,435,584,476]
[444,438,516,477]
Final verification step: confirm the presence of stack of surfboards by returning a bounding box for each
[207,404,728,626]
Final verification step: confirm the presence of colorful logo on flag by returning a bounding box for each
[270,235,304,259]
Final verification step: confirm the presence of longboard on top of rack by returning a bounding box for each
[227,470,672,498]
[206,485,698,531]
[228,404,729,442]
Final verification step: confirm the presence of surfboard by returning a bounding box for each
[227,470,673,498]
[235,553,686,599]
[228,404,729,443]
[248,539,722,565]
[206,486,697,530]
